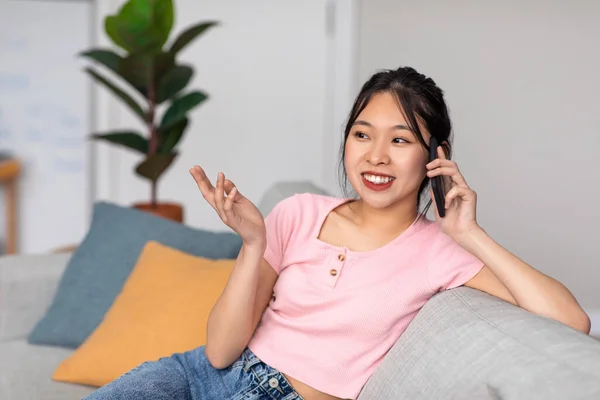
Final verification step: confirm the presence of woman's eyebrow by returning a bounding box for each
[353,120,412,131]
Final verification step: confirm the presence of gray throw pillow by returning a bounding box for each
[27,201,242,348]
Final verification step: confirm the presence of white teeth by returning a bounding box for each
[363,174,394,184]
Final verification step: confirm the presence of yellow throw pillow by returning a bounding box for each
[53,240,235,387]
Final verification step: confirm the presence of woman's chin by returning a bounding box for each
[356,190,400,210]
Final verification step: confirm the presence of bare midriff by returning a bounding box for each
[284,374,349,400]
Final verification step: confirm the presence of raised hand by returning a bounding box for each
[189,165,266,248]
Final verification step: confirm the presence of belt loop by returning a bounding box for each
[242,348,261,372]
[242,348,250,372]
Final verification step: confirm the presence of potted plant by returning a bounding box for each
[80,0,218,222]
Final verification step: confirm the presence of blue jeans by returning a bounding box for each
[84,346,304,400]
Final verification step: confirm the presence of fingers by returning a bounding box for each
[444,186,476,209]
[215,173,241,225]
[223,178,244,200]
[223,178,235,193]
[437,145,447,160]
[225,179,245,202]
[426,157,456,170]
[190,166,241,224]
[224,186,237,218]
[426,160,468,188]
[189,165,216,208]
[214,172,227,222]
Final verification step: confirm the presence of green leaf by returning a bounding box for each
[84,67,146,123]
[91,131,148,154]
[156,65,193,104]
[118,51,175,99]
[79,49,123,74]
[80,49,146,99]
[159,91,208,132]
[159,118,188,154]
[168,21,219,54]
[135,152,178,182]
[105,16,131,52]
[104,0,174,53]
[149,0,174,48]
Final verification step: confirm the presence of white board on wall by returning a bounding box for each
[0,0,93,254]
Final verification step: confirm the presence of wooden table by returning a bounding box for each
[0,158,20,254]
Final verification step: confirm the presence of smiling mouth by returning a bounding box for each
[361,173,396,184]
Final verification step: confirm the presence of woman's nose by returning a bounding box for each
[366,143,391,165]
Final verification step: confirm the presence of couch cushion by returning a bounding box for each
[52,241,234,387]
[0,339,94,400]
[0,253,71,342]
[28,201,242,349]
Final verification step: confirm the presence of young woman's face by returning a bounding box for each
[344,92,430,210]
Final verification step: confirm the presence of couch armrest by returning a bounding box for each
[359,287,600,400]
[0,252,71,342]
[257,181,329,216]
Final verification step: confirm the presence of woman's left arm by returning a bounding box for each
[460,228,590,334]
[426,146,591,334]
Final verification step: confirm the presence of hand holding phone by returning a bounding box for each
[429,137,446,218]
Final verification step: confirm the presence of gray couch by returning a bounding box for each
[2,182,600,399]
[4,251,600,399]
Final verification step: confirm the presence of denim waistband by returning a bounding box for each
[241,348,303,400]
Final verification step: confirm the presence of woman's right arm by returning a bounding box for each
[205,246,278,368]
[189,166,280,369]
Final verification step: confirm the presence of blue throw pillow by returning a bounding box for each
[27,201,242,348]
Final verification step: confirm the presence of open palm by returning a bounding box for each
[190,166,266,247]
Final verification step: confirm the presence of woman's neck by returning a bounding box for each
[347,198,419,236]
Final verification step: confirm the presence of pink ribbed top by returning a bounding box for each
[247,193,484,399]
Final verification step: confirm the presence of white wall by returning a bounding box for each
[93,0,357,233]
[0,1,92,254]
[357,0,600,316]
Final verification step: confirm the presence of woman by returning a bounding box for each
[85,66,590,400]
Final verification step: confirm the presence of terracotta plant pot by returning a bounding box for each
[133,202,184,223]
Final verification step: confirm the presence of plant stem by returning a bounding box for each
[147,98,157,155]
[151,180,157,209]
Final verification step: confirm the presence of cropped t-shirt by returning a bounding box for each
[247,193,484,399]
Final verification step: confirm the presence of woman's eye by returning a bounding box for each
[392,137,407,144]
[354,132,368,139]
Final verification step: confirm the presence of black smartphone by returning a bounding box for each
[429,137,445,218]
